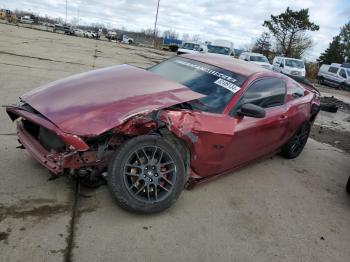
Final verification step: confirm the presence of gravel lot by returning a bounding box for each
[0,23,349,262]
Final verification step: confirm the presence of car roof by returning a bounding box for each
[275,56,303,62]
[181,53,269,77]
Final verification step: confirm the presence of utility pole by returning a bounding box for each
[77,7,79,27]
[65,0,68,25]
[153,0,160,47]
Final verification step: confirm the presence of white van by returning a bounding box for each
[239,52,272,70]
[318,64,350,90]
[272,57,306,77]
[207,39,234,56]
[177,42,208,55]
[20,16,34,24]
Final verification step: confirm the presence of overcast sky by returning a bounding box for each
[2,0,350,60]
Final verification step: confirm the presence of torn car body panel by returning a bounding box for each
[160,110,238,177]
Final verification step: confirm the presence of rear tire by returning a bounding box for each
[107,135,186,213]
[339,82,350,91]
[318,76,324,85]
[280,122,311,159]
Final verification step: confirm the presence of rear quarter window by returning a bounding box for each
[290,84,304,99]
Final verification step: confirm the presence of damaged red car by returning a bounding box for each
[6,54,320,213]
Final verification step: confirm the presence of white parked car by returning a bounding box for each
[318,63,350,90]
[20,16,34,24]
[207,39,234,56]
[84,31,99,39]
[239,52,272,70]
[272,57,306,77]
[121,35,134,44]
[177,42,208,55]
[73,29,84,37]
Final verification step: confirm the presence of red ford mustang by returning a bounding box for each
[6,54,320,213]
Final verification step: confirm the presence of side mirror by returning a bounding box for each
[280,63,284,68]
[237,103,266,118]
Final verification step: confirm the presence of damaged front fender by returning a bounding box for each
[159,110,238,178]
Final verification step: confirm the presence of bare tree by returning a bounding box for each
[191,34,201,42]
[163,29,179,39]
[252,32,272,57]
[182,33,190,41]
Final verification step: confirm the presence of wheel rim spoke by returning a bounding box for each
[161,176,173,186]
[151,147,158,161]
[129,178,141,190]
[142,149,149,163]
[126,164,141,169]
[159,184,169,192]
[135,184,146,195]
[161,168,175,175]
[154,185,158,200]
[126,172,139,177]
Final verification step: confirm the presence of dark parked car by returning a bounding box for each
[53,24,74,35]
[6,54,320,213]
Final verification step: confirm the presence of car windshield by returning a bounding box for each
[285,59,304,69]
[182,43,200,51]
[250,56,269,63]
[207,45,230,55]
[148,57,246,113]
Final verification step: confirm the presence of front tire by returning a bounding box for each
[107,135,186,213]
[280,122,311,159]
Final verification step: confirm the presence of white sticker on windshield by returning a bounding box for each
[214,78,240,93]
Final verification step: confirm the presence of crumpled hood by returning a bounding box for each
[22,64,204,136]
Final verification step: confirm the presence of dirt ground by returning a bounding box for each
[310,83,350,154]
[0,23,350,262]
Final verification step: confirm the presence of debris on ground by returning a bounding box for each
[320,96,350,113]
[310,125,350,154]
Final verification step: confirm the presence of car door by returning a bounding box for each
[339,69,347,84]
[223,77,289,169]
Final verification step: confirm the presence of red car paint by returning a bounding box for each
[21,64,204,136]
[6,54,320,185]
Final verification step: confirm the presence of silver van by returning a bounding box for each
[318,63,350,90]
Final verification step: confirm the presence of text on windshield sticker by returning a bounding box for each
[214,78,241,93]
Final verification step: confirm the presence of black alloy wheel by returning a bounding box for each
[123,145,176,203]
[108,135,186,213]
[280,122,311,159]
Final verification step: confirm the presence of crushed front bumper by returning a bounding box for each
[17,121,64,174]
[7,105,91,175]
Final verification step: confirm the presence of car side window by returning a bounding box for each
[239,78,286,109]
[328,66,339,74]
[339,69,347,78]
